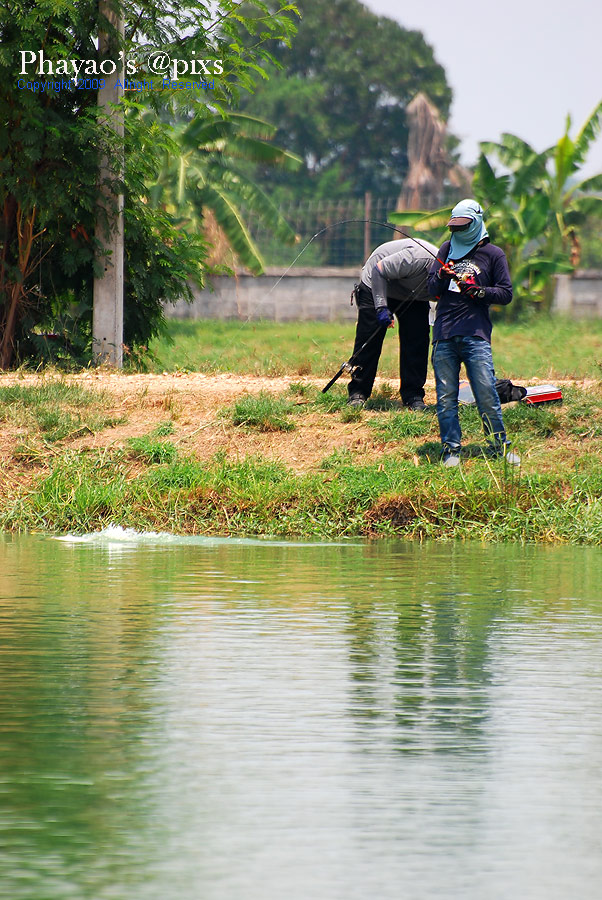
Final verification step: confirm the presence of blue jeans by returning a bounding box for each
[432,336,506,454]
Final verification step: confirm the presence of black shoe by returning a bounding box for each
[347,393,366,408]
[405,398,427,412]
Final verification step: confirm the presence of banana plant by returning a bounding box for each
[476,100,602,309]
[390,100,602,314]
[149,112,302,274]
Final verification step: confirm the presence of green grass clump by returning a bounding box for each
[0,380,122,443]
[224,392,297,432]
[312,387,348,413]
[288,382,313,398]
[340,406,362,423]
[0,381,105,409]
[365,383,399,411]
[153,421,175,436]
[127,435,179,464]
[371,410,435,442]
[561,386,602,437]
[320,448,354,469]
[3,443,602,544]
[8,450,128,532]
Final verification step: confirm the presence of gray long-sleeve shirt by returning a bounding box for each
[360,238,438,308]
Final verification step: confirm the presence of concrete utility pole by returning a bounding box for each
[93,1,125,367]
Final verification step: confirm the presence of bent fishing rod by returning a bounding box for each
[321,280,427,393]
[235,215,476,337]
[309,218,485,392]
[257,216,478,394]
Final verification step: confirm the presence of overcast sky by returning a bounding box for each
[363,0,602,178]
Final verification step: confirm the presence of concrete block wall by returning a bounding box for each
[165,268,602,322]
[553,271,602,317]
[167,268,360,323]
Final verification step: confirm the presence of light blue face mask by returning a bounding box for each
[447,199,488,260]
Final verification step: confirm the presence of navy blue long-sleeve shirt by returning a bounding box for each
[427,239,512,343]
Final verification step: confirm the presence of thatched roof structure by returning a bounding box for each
[397,92,471,211]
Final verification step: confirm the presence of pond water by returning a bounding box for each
[1,530,602,900]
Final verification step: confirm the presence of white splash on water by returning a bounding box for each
[53,525,357,548]
[54,525,178,544]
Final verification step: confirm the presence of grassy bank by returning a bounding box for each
[3,436,602,544]
[2,373,602,544]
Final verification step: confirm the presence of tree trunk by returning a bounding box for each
[0,201,38,370]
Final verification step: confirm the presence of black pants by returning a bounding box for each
[348,285,430,403]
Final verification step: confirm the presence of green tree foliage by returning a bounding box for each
[474,103,602,310]
[237,0,452,201]
[0,0,298,368]
[0,0,100,367]
[390,102,602,316]
[149,112,301,274]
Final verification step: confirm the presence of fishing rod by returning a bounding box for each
[234,214,480,336]
[314,217,489,392]
[321,280,427,393]
[229,215,480,388]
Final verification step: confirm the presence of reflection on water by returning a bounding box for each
[1,532,602,899]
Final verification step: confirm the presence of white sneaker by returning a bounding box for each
[503,448,521,466]
[443,452,461,468]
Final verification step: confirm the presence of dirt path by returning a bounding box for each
[0,371,598,479]
[0,371,410,475]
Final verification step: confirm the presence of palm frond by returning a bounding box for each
[566,195,602,219]
[181,112,279,149]
[389,206,452,230]
[572,98,602,169]
[193,184,264,274]
[148,109,300,271]
[480,134,539,169]
[554,133,576,188]
[512,152,548,195]
[222,134,302,168]
[473,153,511,205]
[218,170,298,243]
[573,172,602,194]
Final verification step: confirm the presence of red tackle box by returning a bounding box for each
[458,381,563,406]
[521,384,563,405]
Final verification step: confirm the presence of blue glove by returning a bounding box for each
[376,307,394,327]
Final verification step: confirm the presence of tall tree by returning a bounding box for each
[238,0,452,200]
[0,0,298,368]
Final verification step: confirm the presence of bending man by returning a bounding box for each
[347,237,438,410]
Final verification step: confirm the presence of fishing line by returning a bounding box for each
[213,207,491,384]
[263,218,442,303]
[222,205,492,332]
[227,218,438,337]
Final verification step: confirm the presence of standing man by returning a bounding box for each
[427,198,520,467]
[347,237,438,410]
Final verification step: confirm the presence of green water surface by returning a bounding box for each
[1,532,601,899]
